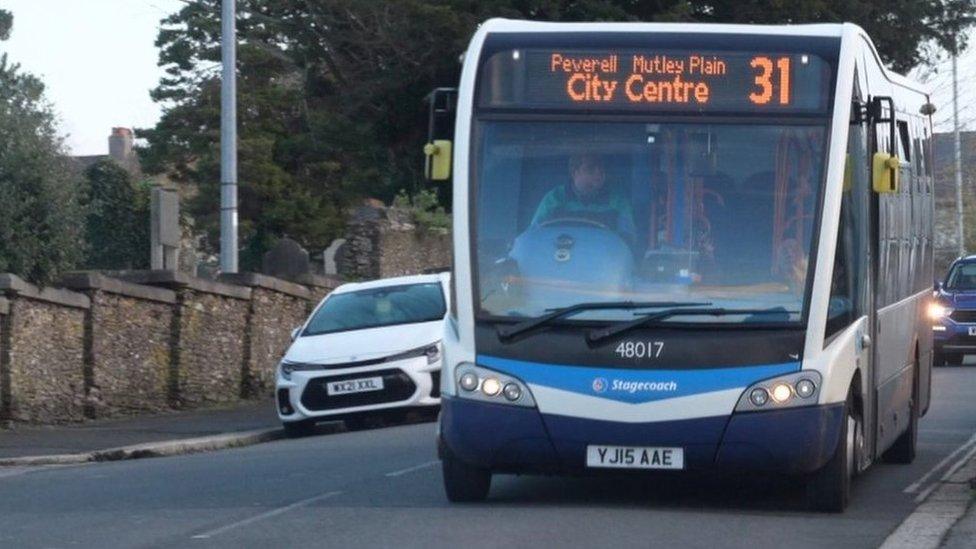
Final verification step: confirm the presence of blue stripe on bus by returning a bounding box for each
[476,355,800,404]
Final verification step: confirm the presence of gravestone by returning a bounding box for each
[150,188,180,270]
[323,238,346,275]
[262,238,310,279]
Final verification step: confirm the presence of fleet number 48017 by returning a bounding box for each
[614,341,664,359]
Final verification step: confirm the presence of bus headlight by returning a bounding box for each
[735,371,822,411]
[454,364,536,408]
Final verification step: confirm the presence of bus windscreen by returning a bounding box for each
[478,48,831,113]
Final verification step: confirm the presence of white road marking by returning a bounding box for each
[939,440,976,483]
[191,490,342,539]
[384,460,439,477]
[910,434,976,503]
[904,432,976,493]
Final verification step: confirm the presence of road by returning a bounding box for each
[1,367,975,549]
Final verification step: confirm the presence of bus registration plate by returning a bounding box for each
[586,445,684,470]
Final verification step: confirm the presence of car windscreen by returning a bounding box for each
[946,263,976,290]
[303,283,446,336]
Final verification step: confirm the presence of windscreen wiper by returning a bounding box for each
[586,307,798,345]
[497,301,711,341]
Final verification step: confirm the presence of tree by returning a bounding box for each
[0,12,85,284]
[140,0,975,268]
[0,9,12,41]
[80,160,151,270]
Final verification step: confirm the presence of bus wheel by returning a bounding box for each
[945,353,963,366]
[933,350,945,367]
[807,391,856,512]
[442,452,491,502]
[884,365,918,464]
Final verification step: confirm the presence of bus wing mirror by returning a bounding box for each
[424,140,452,181]
[291,327,301,340]
[872,152,899,193]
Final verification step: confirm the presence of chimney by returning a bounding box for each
[108,127,134,164]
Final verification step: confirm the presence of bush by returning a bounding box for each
[0,54,84,284]
[393,188,450,231]
[81,160,151,270]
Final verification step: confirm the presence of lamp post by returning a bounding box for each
[220,0,239,273]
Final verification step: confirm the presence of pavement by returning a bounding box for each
[0,399,283,463]
[0,370,973,547]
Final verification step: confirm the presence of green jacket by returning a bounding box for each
[530,184,636,244]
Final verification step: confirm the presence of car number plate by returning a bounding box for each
[586,445,684,470]
[326,376,384,396]
[968,327,976,336]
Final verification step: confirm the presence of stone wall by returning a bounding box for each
[61,273,175,417]
[220,273,310,397]
[290,273,342,312]
[0,269,344,425]
[0,275,89,423]
[117,272,253,407]
[338,204,451,280]
[0,297,7,419]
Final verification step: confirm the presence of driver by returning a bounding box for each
[530,153,636,245]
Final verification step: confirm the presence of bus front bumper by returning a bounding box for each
[439,396,845,475]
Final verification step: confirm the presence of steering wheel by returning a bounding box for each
[537,217,610,230]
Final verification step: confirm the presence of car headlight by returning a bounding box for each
[735,371,822,411]
[454,363,536,408]
[389,341,442,364]
[927,302,953,321]
[278,361,331,381]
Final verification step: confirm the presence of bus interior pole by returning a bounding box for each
[954,49,966,257]
[220,0,239,273]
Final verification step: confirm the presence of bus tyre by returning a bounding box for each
[884,366,918,464]
[282,419,316,438]
[442,453,491,502]
[807,391,856,513]
[933,350,945,367]
[944,353,963,366]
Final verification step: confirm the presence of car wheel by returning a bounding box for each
[884,363,918,464]
[282,419,316,438]
[807,390,856,513]
[442,452,491,503]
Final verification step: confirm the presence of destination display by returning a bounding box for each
[478,48,831,113]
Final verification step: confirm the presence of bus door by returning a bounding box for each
[842,72,877,465]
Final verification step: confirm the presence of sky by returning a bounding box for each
[0,2,974,156]
[0,0,185,156]
[911,42,976,133]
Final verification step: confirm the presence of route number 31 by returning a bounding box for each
[749,56,791,106]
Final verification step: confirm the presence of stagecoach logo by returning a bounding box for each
[592,377,608,393]
[591,377,680,395]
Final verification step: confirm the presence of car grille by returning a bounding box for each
[301,368,416,411]
[950,310,976,323]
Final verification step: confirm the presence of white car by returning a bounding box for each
[276,272,449,437]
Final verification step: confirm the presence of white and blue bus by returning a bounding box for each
[426,20,935,512]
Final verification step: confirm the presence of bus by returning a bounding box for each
[425,20,935,512]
